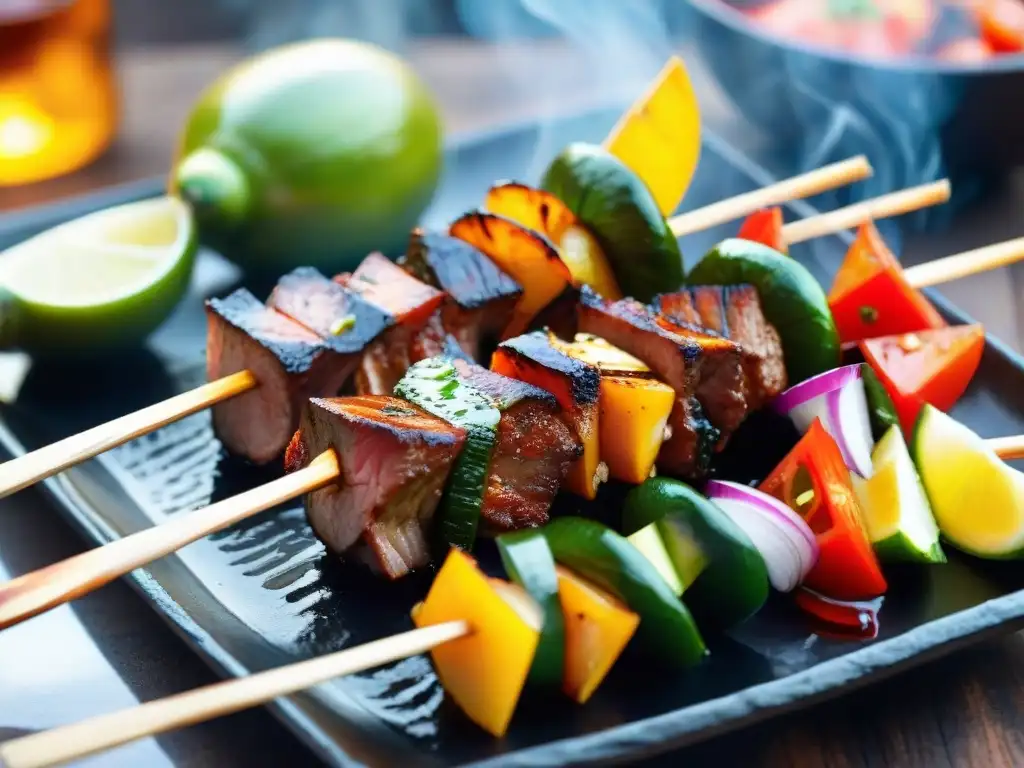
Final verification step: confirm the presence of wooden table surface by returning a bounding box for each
[3,39,1024,768]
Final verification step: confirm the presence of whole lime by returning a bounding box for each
[170,39,444,277]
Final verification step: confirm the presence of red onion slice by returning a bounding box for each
[774,364,875,478]
[706,480,819,593]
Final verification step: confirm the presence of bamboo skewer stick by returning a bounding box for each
[0,370,257,501]
[781,179,952,245]
[987,435,1024,462]
[0,620,469,768]
[0,450,339,631]
[4,435,1024,768]
[0,162,879,503]
[903,237,1024,289]
[669,156,874,238]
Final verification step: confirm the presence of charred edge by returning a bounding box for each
[206,288,328,375]
[270,267,393,354]
[407,228,522,310]
[499,332,600,406]
[690,397,720,473]
[283,429,309,474]
[309,395,466,448]
[453,358,560,413]
[580,286,702,365]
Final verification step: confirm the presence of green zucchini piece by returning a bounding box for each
[394,357,499,550]
[496,529,565,687]
[861,362,900,442]
[626,524,684,597]
[543,516,707,668]
[541,142,684,302]
[686,238,840,384]
[623,477,769,630]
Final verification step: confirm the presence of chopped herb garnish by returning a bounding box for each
[329,314,356,335]
[439,379,460,399]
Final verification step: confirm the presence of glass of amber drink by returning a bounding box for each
[0,0,117,186]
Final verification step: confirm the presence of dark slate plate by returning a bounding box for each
[2,108,1024,768]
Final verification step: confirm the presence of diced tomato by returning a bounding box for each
[859,324,985,434]
[976,0,1024,53]
[759,419,887,601]
[828,221,946,345]
[737,207,787,253]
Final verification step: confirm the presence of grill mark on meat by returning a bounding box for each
[402,229,522,361]
[206,289,358,464]
[403,229,521,310]
[577,287,741,477]
[268,266,392,353]
[289,395,466,579]
[495,331,599,407]
[655,285,786,411]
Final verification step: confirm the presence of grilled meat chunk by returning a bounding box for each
[655,285,786,409]
[342,252,446,395]
[454,359,582,531]
[401,229,522,360]
[491,331,603,499]
[576,287,746,477]
[267,266,391,353]
[396,356,581,538]
[206,289,357,464]
[285,395,466,579]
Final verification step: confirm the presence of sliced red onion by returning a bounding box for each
[705,480,819,593]
[773,364,875,478]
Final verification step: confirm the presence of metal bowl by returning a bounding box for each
[682,0,1024,200]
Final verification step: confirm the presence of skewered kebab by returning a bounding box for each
[0,156,889,499]
[6,396,1024,768]
[1,226,1021,633]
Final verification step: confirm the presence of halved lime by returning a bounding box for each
[851,424,944,564]
[0,195,196,355]
[912,405,1024,559]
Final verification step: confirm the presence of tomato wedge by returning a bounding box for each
[828,221,946,345]
[976,0,1024,53]
[860,324,985,434]
[759,419,887,601]
[737,207,786,253]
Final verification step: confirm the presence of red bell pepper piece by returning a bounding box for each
[759,419,886,600]
[737,207,787,253]
[828,221,946,345]
[860,324,985,434]
[976,0,1024,53]
[793,588,883,640]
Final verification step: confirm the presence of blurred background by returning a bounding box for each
[1,0,1024,331]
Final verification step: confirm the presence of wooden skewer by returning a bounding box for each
[0,370,256,501]
[781,179,952,245]
[0,450,339,630]
[2,431,1024,768]
[0,619,469,768]
[669,155,874,238]
[903,237,1024,289]
[987,435,1024,462]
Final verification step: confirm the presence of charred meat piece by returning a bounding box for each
[342,252,446,395]
[267,266,391,353]
[491,331,603,500]
[285,395,466,580]
[206,289,358,464]
[395,356,581,543]
[655,285,786,409]
[401,229,522,360]
[576,287,746,477]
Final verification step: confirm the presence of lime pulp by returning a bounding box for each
[0,195,197,355]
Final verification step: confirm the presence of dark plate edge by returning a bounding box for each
[1,120,1022,767]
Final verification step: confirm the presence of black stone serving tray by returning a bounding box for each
[2,107,1024,768]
